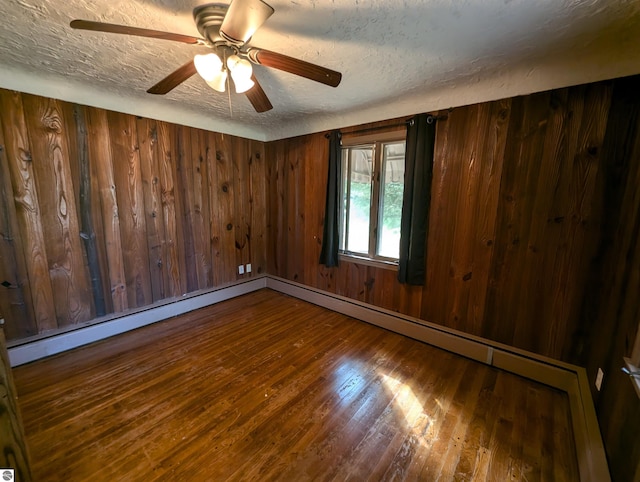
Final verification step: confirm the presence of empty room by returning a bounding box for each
[0,1,639,481]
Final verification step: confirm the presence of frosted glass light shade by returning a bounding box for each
[206,71,228,93]
[227,54,254,93]
[231,72,255,93]
[194,54,223,80]
[194,53,227,92]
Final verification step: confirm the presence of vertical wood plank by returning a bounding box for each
[577,79,640,373]
[214,133,236,285]
[512,89,573,356]
[270,139,288,277]
[544,84,610,358]
[107,111,152,308]
[287,137,305,282]
[136,117,167,302]
[60,102,81,220]
[206,131,222,287]
[175,125,198,292]
[0,91,56,332]
[265,141,276,276]
[482,93,552,346]
[70,104,113,315]
[250,139,267,276]
[397,281,422,318]
[73,104,106,317]
[0,116,37,339]
[232,136,250,279]
[423,106,469,325]
[368,267,396,312]
[305,134,326,287]
[85,107,128,312]
[314,137,334,295]
[335,261,367,302]
[195,129,213,287]
[156,121,186,297]
[190,128,212,289]
[445,104,486,331]
[466,100,511,335]
[21,95,93,327]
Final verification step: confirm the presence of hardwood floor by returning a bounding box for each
[13,289,579,481]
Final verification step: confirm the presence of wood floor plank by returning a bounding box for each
[13,289,579,481]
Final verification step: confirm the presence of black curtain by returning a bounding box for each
[398,114,436,285]
[319,130,342,267]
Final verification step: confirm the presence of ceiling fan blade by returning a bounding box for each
[147,60,197,95]
[220,0,274,45]
[245,75,273,113]
[70,20,203,44]
[247,48,342,87]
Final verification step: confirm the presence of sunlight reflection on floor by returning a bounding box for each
[382,373,433,446]
[332,359,369,406]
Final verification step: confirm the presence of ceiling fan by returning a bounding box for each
[70,0,342,113]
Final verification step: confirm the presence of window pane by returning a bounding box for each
[377,142,405,258]
[346,147,372,254]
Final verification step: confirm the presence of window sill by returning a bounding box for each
[339,253,398,271]
[623,358,640,399]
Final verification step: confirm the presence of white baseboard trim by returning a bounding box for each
[7,277,267,367]
[266,276,610,482]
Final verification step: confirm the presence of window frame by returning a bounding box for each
[339,130,406,267]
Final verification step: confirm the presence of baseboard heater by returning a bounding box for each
[7,277,268,366]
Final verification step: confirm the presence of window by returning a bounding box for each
[339,133,406,263]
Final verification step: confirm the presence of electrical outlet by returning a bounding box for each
[595,368,604,391]
[246,263,252,273]
[238,265,245,275]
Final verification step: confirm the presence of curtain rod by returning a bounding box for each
[325,114,447,138]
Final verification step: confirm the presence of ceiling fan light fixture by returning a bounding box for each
[206,71,228,93]
[70,0,339,113]
[232,74,255,94]
[194,53,223,82]
[227,54,254,93]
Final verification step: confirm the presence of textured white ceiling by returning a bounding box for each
[0,0,639,141]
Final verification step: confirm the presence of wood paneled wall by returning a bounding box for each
[0,89,266,341]
[267,81,613,361]
[575,76,640,482]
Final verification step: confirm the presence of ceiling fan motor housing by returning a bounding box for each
[193,3,228,44]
